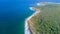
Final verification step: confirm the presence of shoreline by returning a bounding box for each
[25,7,40,34]
[24,2,60,34]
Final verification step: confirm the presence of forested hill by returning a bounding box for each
[29,2,60,34]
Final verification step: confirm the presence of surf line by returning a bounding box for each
[25,7,40,34]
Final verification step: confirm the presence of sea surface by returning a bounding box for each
[0,0,35,34]
[0,0,60,34]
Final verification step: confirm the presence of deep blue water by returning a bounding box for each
[0,0,60,34]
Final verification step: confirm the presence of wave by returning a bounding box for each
[25,7,40,34]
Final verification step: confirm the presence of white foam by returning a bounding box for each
[25,19,31,34]
[37,3,41,6]
[25,7,40,34]
[29,7,34,11]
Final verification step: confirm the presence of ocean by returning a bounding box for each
[0,0,35,34]
[0,0,60,34]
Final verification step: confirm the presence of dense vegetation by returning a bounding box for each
[29,3,60,34]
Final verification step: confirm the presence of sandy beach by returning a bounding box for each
[25,7,40,34]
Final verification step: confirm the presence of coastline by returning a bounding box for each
[25,2,60,34]
[25,7,40,34]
